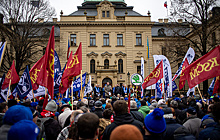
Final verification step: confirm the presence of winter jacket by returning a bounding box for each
[102,113,144,140]
[94,108,103,118]
[183,116,201,139]
[199,122,218,140]
[114,86,123,96]
[144,135,163,140]
[174,126,196,140]
[130,108,144,123]
[163,119,182,140]
[138,106,150,118]
[104,85,112,97]
[209,123,220,140]
[58,108,72,128]
[0,113,5,127]
[0,124,11,140]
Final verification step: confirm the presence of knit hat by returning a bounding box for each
[45,100,58,112]
[95,101,102,108]
[186,107,196,115]
[3,105,33,125]
[170,100,178,108]
[144,108,166,134]
[8,120,39,140]
[110,124,143,140]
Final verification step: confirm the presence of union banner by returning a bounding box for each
[179,58,189,90]
[181,45,220,89]
[142,60,163,89]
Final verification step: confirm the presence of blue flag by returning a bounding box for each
[0,42,6,64]
[14,66,32,99]
[172,81,177,91]
[54,50,61,80]
[54,62,65,94]
[156,83,162,98]
[208,77,216,95]
[73,73,86,92]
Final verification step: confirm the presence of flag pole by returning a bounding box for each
[45,88,47,98]
[163,78,165,100]
[155,87,157,99]
[80,70,83,100]
[32,89,35,101]
[196,86,205,105]
[6,79,11,102]
[0,41,7,68]
[71,81,74,110]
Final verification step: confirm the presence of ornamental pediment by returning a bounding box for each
[87,51,98,58]
[115,51,126,58]
[101,51,112,57]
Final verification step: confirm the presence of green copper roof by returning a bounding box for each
[84,0,125,2]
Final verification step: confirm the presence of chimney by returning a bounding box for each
[38,18,44,23]
[53,18,57,23]
[0,13,3,24]
[164,18,168,23]
[158,19,163,23]
[178,19,183,23]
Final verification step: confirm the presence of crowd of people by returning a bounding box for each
[0,83,220,140]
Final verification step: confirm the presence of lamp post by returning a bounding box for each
[127,71,130,86]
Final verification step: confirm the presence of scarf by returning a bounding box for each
[40,109,55,118]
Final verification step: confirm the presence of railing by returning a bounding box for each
[97,65,117,70]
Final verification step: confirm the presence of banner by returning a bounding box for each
[1,88,11,101]
[54,50,61,78]
[172,81,177,91]
[141,57,144,97]
[84,75,93,96]
[153,55,172,97]
[73,72,86,92]
[172,47,195,81]
[13,66,32,99]
[36,26,55,99]
[59,42,82,94]
[2,60,20,89]
[142,60,163,89]
[27,86,45,99]
[179,58,189,90]
[181,45,220,89]
[0,42,7,66]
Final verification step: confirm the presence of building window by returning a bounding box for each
[102,11,105,17]
[70,34,76,46]
[103,34,109,46]
[107,11,110,17]
[137,66,141,74]
[90,59,95,73]
[117,34,123,46]
[104,59,109,69]
[118,59,123,73]
[136,34,142,45]
[90,34,96,46]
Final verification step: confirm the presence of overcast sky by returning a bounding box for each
[49,0,170,22]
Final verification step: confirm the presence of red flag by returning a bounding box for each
[179,58,189,90]
[142,60,163,89]
[36,26,55,99]
[164,1,167,8]
[30,55,45,90]
[2,60,19,89]
[213,76,220,94]
[128,92,131,113]
[59,43,82,94]
[181,45,220,89]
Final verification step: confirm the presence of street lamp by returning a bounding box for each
[127,71,130,86]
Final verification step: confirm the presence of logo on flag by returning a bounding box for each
[73,73,86,92]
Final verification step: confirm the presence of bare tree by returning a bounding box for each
[167,0,220,93]
[0,0,56,74]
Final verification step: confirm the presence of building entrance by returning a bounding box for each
[102,78,112,88]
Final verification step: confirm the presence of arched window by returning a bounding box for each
[104,59,109,69]
[90,59,95,73]
[118,59,123,73]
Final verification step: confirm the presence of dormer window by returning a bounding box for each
[102,11,110,17]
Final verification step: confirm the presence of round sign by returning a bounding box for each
[130,73,143,86]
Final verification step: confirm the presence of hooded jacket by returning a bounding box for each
[130,108,144,123]
[102,113,144,140]
[163,119,182,140]
[138,106,150,118]
[183,116,201,139]
[174,126,196,140]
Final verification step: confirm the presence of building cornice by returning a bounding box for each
[57,21,154,26]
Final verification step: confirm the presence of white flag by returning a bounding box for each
[153,55,172,97]
[1,88,11,101]
[27,86,45,99]
[84,75,93,96]
[187,85,198,97]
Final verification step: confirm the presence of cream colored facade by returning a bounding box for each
[58,0,154,87]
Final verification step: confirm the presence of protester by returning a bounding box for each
[143,108,166,140]
[99,109,112,139]
[138,99,150,118]
[0,105,33,140]
[102,100,144,140]
[58,104,72,128]
[8,120,39,140]
[94,100,103,118]
[104,82,112,98]
[183,107,201,139]
[110,124,143,140]
[0,102,8,127]
[130,100,144,123]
